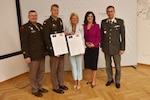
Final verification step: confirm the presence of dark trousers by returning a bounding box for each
[50,56,64,90]
[28,59,45,93]
[104,54,121,83]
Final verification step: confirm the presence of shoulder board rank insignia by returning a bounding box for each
[114,19,117,23]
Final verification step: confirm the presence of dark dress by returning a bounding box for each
[84,48,99,70]
[83,23,102,70]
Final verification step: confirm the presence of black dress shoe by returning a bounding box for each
[32,91,43,97]
[39,88,48,93]
[53,89,64,94]
[105,80,114,86]
[116,83,120,88]
[59,85,68,90]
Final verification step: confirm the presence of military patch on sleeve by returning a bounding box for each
[21,25,24,30]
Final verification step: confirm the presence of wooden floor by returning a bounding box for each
[0,64,150,100]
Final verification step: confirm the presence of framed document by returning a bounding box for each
[50,33,68,56]
[66,33,85,56]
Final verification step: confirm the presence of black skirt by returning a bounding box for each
[84,48,99,70]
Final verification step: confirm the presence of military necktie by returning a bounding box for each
[109,21,113,24]
[35,25,40,31]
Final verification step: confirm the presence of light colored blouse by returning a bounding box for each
[65,24,85,49]
[65,24,84,38]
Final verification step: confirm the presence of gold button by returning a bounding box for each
[109,41,111,43]
[109,37,111,39]
[110,29,112,31]
[110,33,111,35]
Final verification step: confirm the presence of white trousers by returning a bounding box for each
[69,55,83,81]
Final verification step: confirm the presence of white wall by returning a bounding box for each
[0,55,28,82]
[137,0,150,65]
[0,0,28,82]
[0,0,21,55]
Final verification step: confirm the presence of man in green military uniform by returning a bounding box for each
[43,4,68,94]
[101,6,125,88]
[20,10,48,97]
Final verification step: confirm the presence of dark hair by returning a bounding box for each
[106,5,115,10]
[28,10,36,14]
[84,11,96,24]
[51,4,59,10]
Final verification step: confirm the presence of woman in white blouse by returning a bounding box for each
[65,13,84,89]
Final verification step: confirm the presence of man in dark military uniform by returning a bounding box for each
[20,10,48,97]
[43,4,68,94]
[101,6,125,88]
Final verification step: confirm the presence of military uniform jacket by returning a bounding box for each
[101,18,125,55]
[20,21,45,61]
[43,16,64,56]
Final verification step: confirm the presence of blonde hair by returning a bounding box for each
[70,13,79,24]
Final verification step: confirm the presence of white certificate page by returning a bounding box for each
[67,34,85,56]
[50,33,68,56]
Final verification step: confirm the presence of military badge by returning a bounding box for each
[53,24,56,27]
[40,27,43,30]
[31,27,33,30]
[106,19,109,23]
[114,25,120,30]
[31,30,36,33]
[29,26,34,30]
[43,21,46,25]
[114,25,120,28]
